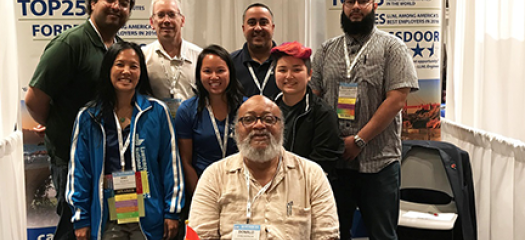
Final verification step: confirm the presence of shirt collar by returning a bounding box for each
[88,19,118,50]
[241,41,277,65]
[227,148,296,174]
[154,39,193,63]
[274,89,310,112]
[134,92,153,112]
[344,26,376,46]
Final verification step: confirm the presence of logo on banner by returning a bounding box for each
[390,31,440,58]
[37,234,53,240]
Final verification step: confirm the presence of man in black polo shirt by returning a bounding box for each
[24,0,134,239]
[231,3,278,97]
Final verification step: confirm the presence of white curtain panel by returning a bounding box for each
[446,0,525,143]
[1,0,25,239]
[0,0,20,138]
[446,1,525,238]
[0,132,27,240]
[180,0,327,52]
[442,118,525,240]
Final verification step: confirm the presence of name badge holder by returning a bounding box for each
[233,157,282,240]
[337,83,358,120]
[165,95,183,118]
[106,171,146,224]
[232,224,261,240]
[161,53,184,117]
[337,37,371,121]
[106,114,149,224]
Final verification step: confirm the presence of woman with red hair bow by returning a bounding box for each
[271,41,344,179]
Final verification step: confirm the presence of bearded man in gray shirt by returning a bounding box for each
[310,1,419,239]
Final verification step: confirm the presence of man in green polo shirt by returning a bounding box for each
[25,0,134,239]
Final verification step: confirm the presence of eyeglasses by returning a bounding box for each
[343,0,373,8]
[238,115,281,127]
[153,11,181,20]
[105,0,131,9]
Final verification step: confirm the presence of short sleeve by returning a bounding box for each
[384,38,419,92]
[29,39,76,98]
[310,46,325,93]
[174,98,196,139]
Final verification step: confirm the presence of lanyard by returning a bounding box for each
[343,36,371,79]
[244,156,282,224]
[247,63,273,95]
[113,112,131,171]
[160,53,183,98]
[206,101,229,159]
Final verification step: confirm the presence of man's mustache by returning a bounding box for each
[248,130,271,139]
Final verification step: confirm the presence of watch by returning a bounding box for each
[354,135,367,149]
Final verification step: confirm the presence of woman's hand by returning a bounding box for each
[163,219,179,239]
[75,227,90,240]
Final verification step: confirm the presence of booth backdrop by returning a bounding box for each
[15,1,327,239]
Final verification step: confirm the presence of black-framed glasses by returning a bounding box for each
[105,0,131,9]
[343,0,373,8]
[238,115,281,127]
[153,11,181,20]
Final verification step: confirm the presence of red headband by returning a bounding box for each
[271,41,312,59]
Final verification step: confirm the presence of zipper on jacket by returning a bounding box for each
[131,101,152,171]
[133,101,151,239]
[138,220,149,239]
[290,94,311,151]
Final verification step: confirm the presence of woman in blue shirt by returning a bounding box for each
[175,45,245,195]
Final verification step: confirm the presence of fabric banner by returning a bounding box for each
[326,0,443,140]
[376,0,443,141]
[16,1,154,239]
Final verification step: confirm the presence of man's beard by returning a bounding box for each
[95,14,127,34]
[235,129,283,163]
[340,9,375,36]
[249,37,271,51]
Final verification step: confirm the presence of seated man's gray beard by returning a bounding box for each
[235,129,283,163]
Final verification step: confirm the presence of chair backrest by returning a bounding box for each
[401,147,454,203]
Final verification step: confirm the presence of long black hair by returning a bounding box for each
[90,41,152,122]
[194,44,245,114]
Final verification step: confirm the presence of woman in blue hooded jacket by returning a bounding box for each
[65,41,184,240]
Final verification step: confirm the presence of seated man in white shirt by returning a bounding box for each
[142,0,202,117]
[189,95,339,240]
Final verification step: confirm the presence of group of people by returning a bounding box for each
[25,0,418,239]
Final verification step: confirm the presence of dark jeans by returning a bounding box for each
[333,161,400,240]
[51,161,76,240]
